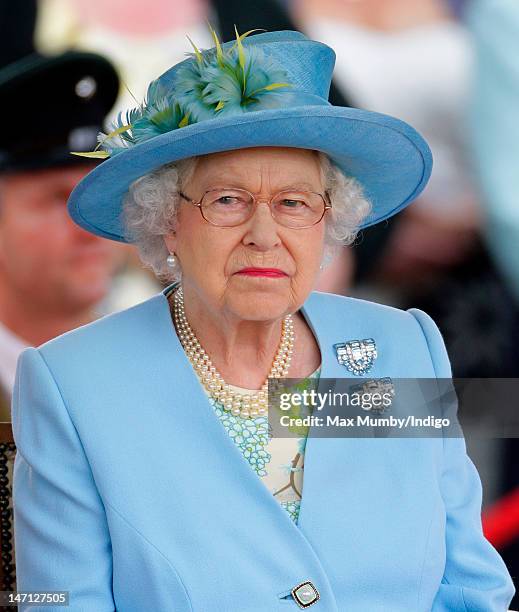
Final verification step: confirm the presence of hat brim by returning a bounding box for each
[67,105,432,242]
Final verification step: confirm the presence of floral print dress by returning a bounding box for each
[204,366,321,524]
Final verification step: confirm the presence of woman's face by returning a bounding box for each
[164,147,328,322]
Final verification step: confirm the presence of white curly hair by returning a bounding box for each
[122,151,372,282]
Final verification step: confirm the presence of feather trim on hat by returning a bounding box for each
[72,26,292,160]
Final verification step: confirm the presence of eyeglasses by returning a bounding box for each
[178,188,332,229]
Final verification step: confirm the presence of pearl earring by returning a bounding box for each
[166,253,177,268]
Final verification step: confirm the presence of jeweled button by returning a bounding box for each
[291,580,320,608]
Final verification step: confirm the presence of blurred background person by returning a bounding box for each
[0,1,123,418]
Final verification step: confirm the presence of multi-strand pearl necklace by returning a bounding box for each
[171,285,295,419]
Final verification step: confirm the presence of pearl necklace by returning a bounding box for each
[171,285,295,419]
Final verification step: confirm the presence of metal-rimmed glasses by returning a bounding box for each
[178,187,332,229]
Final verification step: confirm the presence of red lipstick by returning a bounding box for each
[236,267,288,278]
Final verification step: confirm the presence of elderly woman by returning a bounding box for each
[12,30,514,611]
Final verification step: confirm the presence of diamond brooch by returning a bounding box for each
[334,338,377,376]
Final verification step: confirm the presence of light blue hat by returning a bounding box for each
[67,29,432,243]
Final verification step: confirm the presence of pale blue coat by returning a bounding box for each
[11,286,515,611]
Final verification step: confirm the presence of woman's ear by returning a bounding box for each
[163,232,177,255]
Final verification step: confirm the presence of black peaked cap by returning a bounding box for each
[0,51,120,172]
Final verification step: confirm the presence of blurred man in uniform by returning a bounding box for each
[0,43,121,419]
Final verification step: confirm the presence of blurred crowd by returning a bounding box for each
[1,0,518,603]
